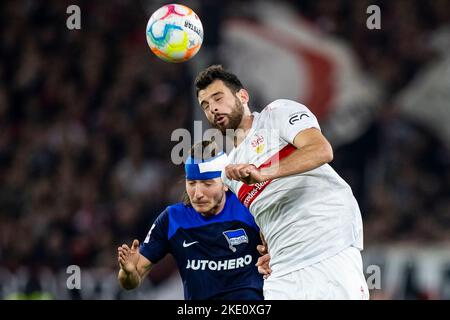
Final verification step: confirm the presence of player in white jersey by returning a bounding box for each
[194,65,369,300]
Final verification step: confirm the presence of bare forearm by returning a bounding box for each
[261,144,332,180]
[118,268,141,290]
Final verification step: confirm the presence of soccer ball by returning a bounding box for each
[146,4,203,63]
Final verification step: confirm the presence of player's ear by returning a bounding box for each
[223,184,229,192]
[237,88,249,105]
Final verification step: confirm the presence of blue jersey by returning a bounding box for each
[140,191,264,300]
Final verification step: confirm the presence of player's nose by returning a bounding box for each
[193,186,204,199]
[209,101,220,114]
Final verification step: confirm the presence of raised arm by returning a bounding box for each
[225,128,333,184]
[117,239,153,290]
[262,127,333,179]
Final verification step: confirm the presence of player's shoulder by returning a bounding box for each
[225,191,246,211]
[225,191,259,230]
[164,203,196,236]
[151,206,170,225]
[226,190,239,202]
[152,203,190,225]
[167,202,192,217]
[264,99,310,112]
[259,99,312,121]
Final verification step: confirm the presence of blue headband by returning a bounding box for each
[185,152,228,180]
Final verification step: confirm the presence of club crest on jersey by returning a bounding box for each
[251,134,265,154]
[223,229,248,252]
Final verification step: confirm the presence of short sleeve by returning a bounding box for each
[268,99,320,144]
[139,209,170,264]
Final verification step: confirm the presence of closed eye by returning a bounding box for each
[202,180,215,186]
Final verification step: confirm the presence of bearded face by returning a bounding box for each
[198,80,246,135]
[211,97,244,134]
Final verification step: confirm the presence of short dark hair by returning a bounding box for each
[182,139,221,206]
[194,65,244,97]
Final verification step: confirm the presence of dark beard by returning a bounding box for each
[212,98,244,135]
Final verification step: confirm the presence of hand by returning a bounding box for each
[257,232,268,255]
[225,164,266,185]
[256,254,271,279]
[118,239,140,275]
[256,232,271,279]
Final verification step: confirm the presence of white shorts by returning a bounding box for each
[263,246,369,300]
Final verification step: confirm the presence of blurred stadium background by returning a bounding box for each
[1,0,450,299]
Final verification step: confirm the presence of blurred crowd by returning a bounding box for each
[0,0,449,299]
[0,0,190,279]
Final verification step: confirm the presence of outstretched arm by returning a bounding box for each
[225,128,333,184]
[261,127,333,179]
[118,239,153,290]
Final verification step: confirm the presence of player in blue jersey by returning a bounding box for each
[117,140,265,300]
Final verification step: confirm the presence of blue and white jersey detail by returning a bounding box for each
[140,191,263,300]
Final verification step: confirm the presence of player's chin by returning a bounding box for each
[212,121,234,135]
[211,123,226,135]
[192,203,212,212]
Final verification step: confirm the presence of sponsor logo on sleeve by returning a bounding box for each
[289,112,310,125]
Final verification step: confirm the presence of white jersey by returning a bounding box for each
[222,99,364,277]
